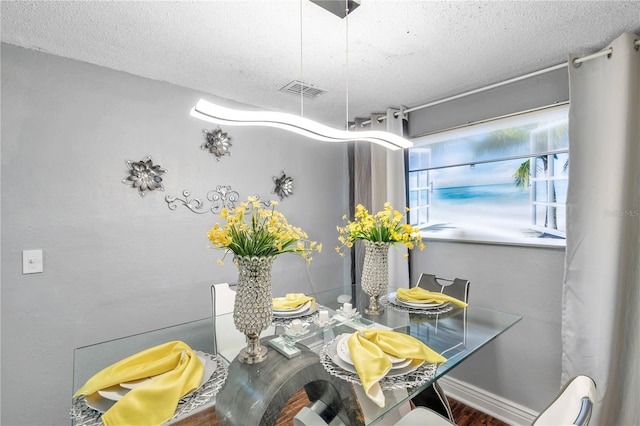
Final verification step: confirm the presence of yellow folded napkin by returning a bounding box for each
[347,329,447,407]
[272,293,315,310]
[396,287,468,308]
[74,340,204,426]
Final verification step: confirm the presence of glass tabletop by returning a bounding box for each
[72,286,521,425]
[268,287,521,424]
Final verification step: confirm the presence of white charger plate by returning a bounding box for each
[273,301,317,318]
[273,299,312,314]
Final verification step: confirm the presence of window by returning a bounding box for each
[407,105,569,246]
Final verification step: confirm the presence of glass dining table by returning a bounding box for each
[72,285,521,426]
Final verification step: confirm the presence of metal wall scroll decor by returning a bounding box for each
[165,185,271,215]
[201,128,232,160]
[272,171,294,200]
[165,185,240,214]
[122,156,167,197]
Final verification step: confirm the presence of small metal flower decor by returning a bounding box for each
[122,156,167,197]
[202,128,232,160]
[272,170,294,200]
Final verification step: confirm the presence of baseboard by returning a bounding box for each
[439,376,538,426]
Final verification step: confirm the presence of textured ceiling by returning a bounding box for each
[2,1,640,128]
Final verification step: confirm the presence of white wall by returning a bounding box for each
[410,240,565,414]
[0,44,349,425]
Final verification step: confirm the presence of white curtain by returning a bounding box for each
[562,32,640,424]
[352,109,410,290]
[371,109,410,289]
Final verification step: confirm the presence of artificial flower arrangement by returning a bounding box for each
[335,202,425,257]
[207,196,321,265]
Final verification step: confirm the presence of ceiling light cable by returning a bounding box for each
[300,0,304,117]
[344,0,349,131]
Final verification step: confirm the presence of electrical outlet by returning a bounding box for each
[22,249,43,274]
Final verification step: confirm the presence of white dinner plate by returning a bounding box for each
[85,392,116,413]
[273,299,312,314]
[336,334,354,364]
[336,334,412,369]
[97,384,128,401]
[102,351,215,403]
[120,377,151,390]
[328,334,424,377]
[390,291,445,308]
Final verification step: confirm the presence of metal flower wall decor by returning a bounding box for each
[201,128,232,160]
[272,170,294,200]
[122,156,167,197]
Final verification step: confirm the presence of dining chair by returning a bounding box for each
[211,282,278,362]
[410,273,471,422]
[394,406,456,426]
[210,283,245,361]
[294,405,455,426]
[415,273,471,304]
[532,375,596,426]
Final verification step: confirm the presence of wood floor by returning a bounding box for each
[177,388,511,425]
[448,398,510,426]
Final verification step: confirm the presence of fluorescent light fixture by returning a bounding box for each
[190,99,413,151]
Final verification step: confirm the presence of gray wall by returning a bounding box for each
[1,42,566,424]
[410,242,565,412]
[1,44,349,425]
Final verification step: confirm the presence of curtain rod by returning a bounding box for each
[357,62,568,127]
[360,37,640,127]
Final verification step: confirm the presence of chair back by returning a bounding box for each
[211,283,245,361]
[211,283,277,362]
[532,375,596,426]
[415,273,470,303]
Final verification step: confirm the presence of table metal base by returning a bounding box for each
[216,336,364,426]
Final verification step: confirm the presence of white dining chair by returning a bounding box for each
[532,375,596,426]
[211,283,246,362]
[394,406,456,426]
[411,273,471,421]
[294,405,455,426]
[211,282,277,363]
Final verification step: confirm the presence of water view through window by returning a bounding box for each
[408,105,568,246]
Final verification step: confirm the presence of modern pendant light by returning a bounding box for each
[190,0,412,151]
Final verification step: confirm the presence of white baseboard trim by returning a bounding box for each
[439,376,539,426]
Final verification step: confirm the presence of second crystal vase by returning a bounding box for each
[360,240,390,315]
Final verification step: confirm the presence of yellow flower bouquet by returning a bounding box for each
[335,202,424,257]
[207,196,322,264]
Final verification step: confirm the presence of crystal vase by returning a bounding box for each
[360,240,390,315]
[233,255,275,364]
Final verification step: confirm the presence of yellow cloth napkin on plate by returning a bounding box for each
[347,329,447,407]
[396,287,468,308]
[272,293,315,310]
[74,340,204,426]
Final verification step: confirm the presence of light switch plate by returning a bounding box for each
[22,249,43,274]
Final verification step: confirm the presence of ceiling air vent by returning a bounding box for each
[279,80,327,98]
